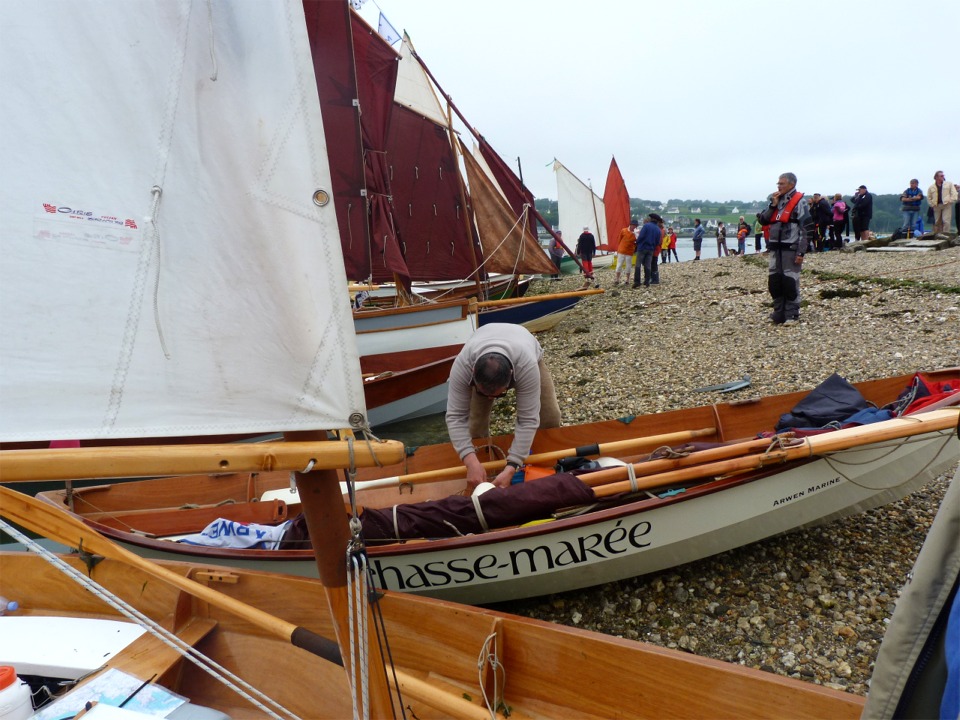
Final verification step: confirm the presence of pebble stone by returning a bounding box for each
[488,245,960,696]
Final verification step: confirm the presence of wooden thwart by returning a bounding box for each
[89,498,289,536]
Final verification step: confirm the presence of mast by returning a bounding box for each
[589,179,604,251]
[446,101,486,299]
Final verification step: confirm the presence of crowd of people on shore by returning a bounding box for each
[570,170,959,325]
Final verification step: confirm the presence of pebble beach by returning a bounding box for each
[490,245,960,696]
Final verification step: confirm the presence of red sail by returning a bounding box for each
[602,156,630,251]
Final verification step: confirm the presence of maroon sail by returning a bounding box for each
[385,104,483,282]
[303,1,410,284]
[350,13,409,285]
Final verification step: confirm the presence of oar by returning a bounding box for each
[353,426,717,490]
[0,486,513,720]
[0,484,342,664]
[577,435,787,489]
[591,408,960,498]
[474,287,603,308]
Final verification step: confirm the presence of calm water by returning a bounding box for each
[545,237,765,265]
[664,236,765,262]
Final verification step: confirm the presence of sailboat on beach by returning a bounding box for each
[552,158,617,274]
[317,9,595,425]
[0,2,878,718]
[603,155,632,251]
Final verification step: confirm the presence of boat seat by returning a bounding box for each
[21,615,222,720]
[0,616,146,679]
[91,613,217,685]
[90,499,288,536]
[260,482,352,503]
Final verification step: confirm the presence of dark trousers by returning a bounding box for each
[634,249,654,286]
[853,217,870,241]
[768,247,801,322]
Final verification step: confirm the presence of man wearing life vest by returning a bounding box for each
[756,172,815,325]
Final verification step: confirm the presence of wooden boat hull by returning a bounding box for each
[362,345,460,427]
[37,370,960,605]
[0,551,865,719]
[478,295,584,333]
[354,298,477,356]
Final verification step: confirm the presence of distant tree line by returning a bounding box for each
[535,193,918,234]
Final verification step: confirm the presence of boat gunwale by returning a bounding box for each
[31,369,960,565]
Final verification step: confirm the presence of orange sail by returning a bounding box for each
[602,156,631,251]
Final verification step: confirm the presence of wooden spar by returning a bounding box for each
[285,431,517,719]
[353,426,717,490]
[405,44,583,272]
[0,484,512,720]
[445,102,486,300]
[291,464,394,716]
[588,178,604,249]
[578,436,787,488]
[475,288,603,309]
[592,408,960,498]
[0,439,405,482]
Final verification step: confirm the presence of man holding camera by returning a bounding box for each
[850,185,873,241]
[756,172,815,325]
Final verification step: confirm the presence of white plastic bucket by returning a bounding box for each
[0,666,31,720]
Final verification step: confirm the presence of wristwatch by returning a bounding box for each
[505,461,521,471]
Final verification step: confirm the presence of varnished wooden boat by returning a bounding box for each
[36,370,960,604]
[0,545,866,720]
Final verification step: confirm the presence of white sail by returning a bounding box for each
[553,160,608,248]
[394,34,447,125]
[0,0,367,442]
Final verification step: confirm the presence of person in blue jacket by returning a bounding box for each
[632,213,663,288]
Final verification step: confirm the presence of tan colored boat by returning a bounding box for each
[0,544,866,720]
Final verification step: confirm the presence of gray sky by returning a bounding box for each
[359,0,960,203]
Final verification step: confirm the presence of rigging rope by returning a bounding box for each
[345,437,371,720]
[823,429,957,491]
[476,632,506,720]
[342,435,403,719]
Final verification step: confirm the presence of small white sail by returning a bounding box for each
[0,0,367,442]
[553,159,608,248]
[394,34,447,126]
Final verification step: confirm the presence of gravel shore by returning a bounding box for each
[490,245,960,696]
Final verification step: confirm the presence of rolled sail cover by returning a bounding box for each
[361,473,596,540]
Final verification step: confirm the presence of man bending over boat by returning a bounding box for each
[446,323,561,489]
